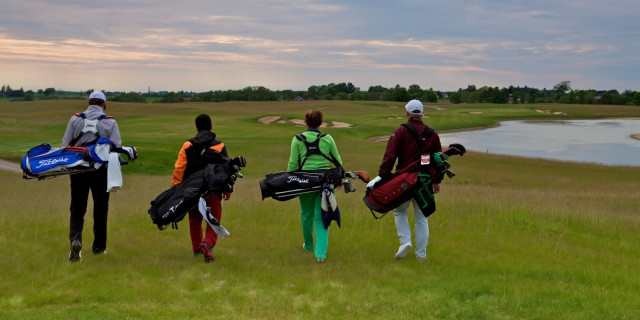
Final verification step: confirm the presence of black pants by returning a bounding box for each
[69,168,110,253]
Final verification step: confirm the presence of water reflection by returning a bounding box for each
[439,119,640,166]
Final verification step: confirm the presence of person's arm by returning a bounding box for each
[61,116,76,148]
[326,135,343,167]
[107,120,122,148]
[287,137,301,172]
[378,127,401,177]
[171,142,190,186]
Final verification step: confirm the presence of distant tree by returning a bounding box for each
[43,87,56,96]
[368,85,386,93]
[307,85,319,99]
[575,90,596,104]
[449,92,462,104]
[159,91,181,103]
[24,90,35,101]
[554,81,571,93]
[390,85,410,102]
[335,92,348,100]
[512,89,525,104]
[109,92,146,103]
[421,90,438,103]
[346,82,356,94]
[633,92,640,106]
[408,84,422,94]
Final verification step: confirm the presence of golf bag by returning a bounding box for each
[362,158,424,218]
[259,167,345,201]
[21,137,137,180]
[363,143,466,219]
[147,155,245,230]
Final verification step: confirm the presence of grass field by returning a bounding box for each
[0,100,639,319]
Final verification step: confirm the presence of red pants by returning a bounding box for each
[188,194,222,252]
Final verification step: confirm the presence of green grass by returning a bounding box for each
[0,100,639,319]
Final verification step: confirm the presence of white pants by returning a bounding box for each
[394,198,429,259]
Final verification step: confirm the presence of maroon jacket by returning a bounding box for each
[378,117,442,181]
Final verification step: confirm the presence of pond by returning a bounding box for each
[439,119,640,167]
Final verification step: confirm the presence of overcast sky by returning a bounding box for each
[1,0,639,92]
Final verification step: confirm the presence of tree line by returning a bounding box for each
[2,81,639,106]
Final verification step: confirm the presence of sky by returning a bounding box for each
[1,0,639,93]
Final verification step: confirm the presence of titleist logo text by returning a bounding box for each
[287,176,309,184]
[37,157,70,168]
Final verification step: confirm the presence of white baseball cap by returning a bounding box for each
[89,91,106,101]
[405,99,423,116]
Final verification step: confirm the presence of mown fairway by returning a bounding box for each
[0,100,639,319]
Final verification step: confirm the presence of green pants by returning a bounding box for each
[299,192,328,259]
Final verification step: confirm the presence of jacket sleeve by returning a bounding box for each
[106,120,122,148]
[287,137,301,172]
[378,126,402,177]
[61,116,77,148]
[171,141,191,186]
[326,135,343,167]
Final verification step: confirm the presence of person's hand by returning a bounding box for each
[366,176,382,190]
[432,183,440,194]
[222,193,231,200]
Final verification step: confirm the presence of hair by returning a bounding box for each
[195,114,212,131]
[304,110,323,128]
[88,98,105,106]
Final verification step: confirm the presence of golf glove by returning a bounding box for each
[366,176,382,190]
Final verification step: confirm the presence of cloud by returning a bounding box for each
[0,0,639,91]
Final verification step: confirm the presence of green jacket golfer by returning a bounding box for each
[287,110,342,263]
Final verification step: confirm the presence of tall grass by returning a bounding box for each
[0,100,639,319]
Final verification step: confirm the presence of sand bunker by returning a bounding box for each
[368,135,391,142]
[469,112,483,114]
[332,121,352,128]
[289,119,330,127]
[258,116,281,124]
[258,116,351,128]
[535,109,567,116]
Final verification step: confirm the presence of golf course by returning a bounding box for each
[0,99,639,319]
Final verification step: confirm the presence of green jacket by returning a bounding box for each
[287,130,342,171]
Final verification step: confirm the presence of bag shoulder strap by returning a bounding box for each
[295,132,339,170]
[70,112,110,146]
[402,122,434,161]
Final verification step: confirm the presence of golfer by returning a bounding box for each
[62,91,121,262]
[287,110,343,263]
[172,114,231,263]
[367,100,443,261]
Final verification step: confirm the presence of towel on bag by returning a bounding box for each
[320,181,341,229]
[107,152,122,192]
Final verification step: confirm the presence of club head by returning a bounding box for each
[343,180,356,193]
[445,169,456,179]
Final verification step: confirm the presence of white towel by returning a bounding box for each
[107,152,122,192]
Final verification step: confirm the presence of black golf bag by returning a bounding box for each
[148,156,244,230]
[259,167,344,201]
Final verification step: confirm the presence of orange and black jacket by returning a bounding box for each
[172,131,227,186]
